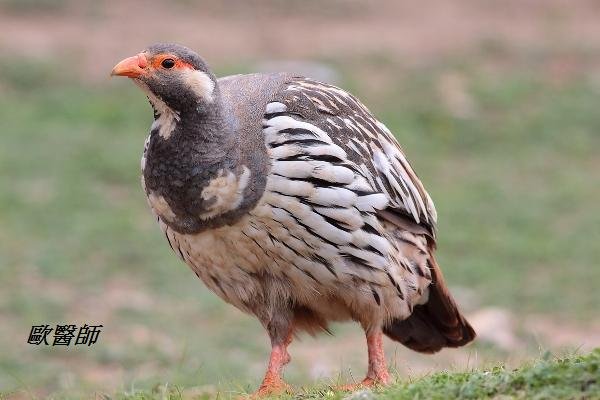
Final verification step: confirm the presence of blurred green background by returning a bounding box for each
[1,0,599,398]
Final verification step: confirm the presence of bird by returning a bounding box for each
[111,43,475,396]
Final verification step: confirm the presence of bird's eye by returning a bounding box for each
[161,58,175,69]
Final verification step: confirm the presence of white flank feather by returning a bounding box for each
[308,187,357,207]
[266,102,287,114]
[355,193,389,212]
[313,206,363,230]
[267,175,314,197]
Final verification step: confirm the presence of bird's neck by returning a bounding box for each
[143,91,253,234]
[174,93,238,159]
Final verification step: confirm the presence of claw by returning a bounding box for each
[254,379,292,397]
[336,376,389,392]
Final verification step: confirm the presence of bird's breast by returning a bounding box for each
[140,130,262,234]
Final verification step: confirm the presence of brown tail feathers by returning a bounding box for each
[383,256,475,353]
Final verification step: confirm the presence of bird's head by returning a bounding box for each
[111,43,217,113]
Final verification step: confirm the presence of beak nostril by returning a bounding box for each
[137,54,148,69]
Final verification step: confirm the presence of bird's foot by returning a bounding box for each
[336,373,391,392]
[247,377,292,398]
[244,337,293,398]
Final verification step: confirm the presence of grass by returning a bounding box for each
[377,350,600,400]
[1,46,599,397]
[89,349,600,399]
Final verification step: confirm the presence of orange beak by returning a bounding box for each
[111,53,148,78]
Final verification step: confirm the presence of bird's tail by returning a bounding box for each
[383,255,475,353]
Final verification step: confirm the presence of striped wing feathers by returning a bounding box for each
[274,78,437,233]
[253,78,438,305]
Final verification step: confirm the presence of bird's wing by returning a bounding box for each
[269,77,437,238]
[255,77,438,304]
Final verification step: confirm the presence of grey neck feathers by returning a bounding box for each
[142,84,261,234]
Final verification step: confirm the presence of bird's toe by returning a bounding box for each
[245,379,292,398]
[336,375,391,392]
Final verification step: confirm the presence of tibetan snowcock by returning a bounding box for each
[111,43,475,396]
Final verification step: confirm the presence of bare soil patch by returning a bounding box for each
[2,0,600,79]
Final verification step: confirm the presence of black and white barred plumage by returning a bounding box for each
[255,77,437,312]
[114,43,474,394]
[148,76,468,341]
[273,79,437,226]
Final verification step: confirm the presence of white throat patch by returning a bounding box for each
[134,80,180,140]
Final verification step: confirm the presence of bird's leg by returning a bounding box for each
[253,325,293,397]
[338,329,391,391]
[363,329,391,386]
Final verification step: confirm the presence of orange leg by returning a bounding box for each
[338,330,391,391]
[253,330,293,397]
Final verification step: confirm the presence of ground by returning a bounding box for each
[0,0,599,398]
[116,350,600,399]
